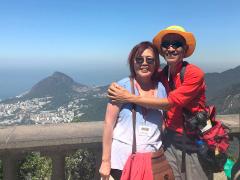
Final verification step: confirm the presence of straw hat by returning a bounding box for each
[153,25,196,58]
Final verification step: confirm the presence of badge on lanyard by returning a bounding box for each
[138,125,151,136]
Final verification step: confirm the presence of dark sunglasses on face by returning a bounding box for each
[135,57,155,65]
[161,41,184,49]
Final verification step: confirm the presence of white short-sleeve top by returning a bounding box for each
[111,77,167,170]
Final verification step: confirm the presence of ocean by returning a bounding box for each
[0,67,128,100]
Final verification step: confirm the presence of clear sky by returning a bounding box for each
[0,0,240,87]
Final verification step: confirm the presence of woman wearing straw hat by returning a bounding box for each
[108,26,213,180]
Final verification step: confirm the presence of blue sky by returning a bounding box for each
[0,0,240,87]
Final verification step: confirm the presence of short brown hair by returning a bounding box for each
[128,41,160,78]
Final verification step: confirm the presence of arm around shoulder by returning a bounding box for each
[130,95,171,111]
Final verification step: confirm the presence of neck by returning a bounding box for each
[135,76,154,90]
[168,60,183,75]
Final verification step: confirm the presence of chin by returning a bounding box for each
[165,57,180,64]
[136,72,152,78]
[140,74,153,79]
[166,59,177,64]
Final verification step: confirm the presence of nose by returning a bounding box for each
[142,59,148,65]
[167,45,175,52]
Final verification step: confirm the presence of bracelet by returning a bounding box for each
[102,159,110,162]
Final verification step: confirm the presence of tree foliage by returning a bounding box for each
[19,152,52,180]
[0,149,96,180]
[72,116,82,122]
[65,149,96,180]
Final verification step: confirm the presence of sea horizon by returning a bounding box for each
[0,63,239,100]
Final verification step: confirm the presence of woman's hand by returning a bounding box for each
[108,82,133,103]
[99,160,111,180]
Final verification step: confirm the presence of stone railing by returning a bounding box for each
[0,121,103,180]
[0,114,239,180]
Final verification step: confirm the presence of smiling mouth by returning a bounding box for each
[140,67,150,72]
[165,52,178,58]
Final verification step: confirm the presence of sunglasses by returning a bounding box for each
[161,41,184,49]
[135,57,155,65]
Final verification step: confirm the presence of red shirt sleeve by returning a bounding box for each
[168,65,205,107]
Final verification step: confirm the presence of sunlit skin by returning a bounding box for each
[161,33,188,75]
[99,47,157,179]
[134,48,156,87]
[107,34,188,110]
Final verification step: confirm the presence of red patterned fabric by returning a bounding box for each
[202,106,229,153]
[121,152,153,180]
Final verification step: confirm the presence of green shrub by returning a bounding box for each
[19,152,52,180]
[65,149,96,180]
[0,149,96,180]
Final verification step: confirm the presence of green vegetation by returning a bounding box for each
[19,152,52,180]
[71,97,108,122]
[72,116,82,122]
[79,97,108,121]
[65,149,96,180]
[0,149,96,180]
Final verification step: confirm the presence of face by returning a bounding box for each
[133,48,156,79]
[161,34,187,66]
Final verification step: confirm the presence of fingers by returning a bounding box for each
[107,88,116,97]
[109,82,118,89]
[101,177,109,180]
[99,170,110,180]
[108,82,129,104]
[108,85,118,92]
[108,85,123,98]
[108,85,124,96]
[100,174,110,180]
[99,162,111,179]
[114,83,124,90]
[109,82,123,91]
[114,83,121,89]
[107,95,117,102]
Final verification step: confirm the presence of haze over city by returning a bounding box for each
[0,0,240,99]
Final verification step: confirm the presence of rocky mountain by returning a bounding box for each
[205,65,240,114]
[0,72,108,125]
[26,71,86,98]
[3,72,88,106]
[207,82,240,114]
[205,65,240,98]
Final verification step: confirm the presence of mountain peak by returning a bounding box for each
[52,71,68,77]
[24,71,85,99]
[51,71,74,84]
